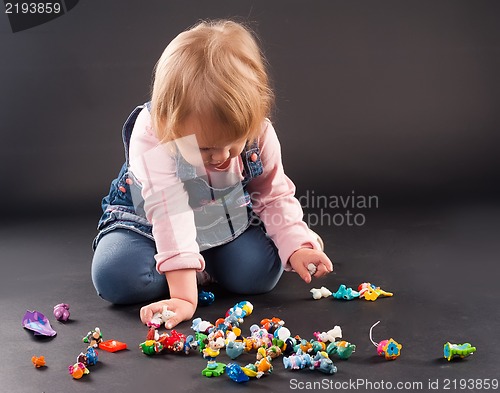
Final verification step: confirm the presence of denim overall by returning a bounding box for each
[93,102,263,251]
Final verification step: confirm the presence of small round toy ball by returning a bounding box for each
[53,303,70,322]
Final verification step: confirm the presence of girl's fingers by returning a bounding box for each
[295,263,312,284]
[319,253,334,272]
[314,263,330,277]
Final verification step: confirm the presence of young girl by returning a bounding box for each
[91,20,333,329]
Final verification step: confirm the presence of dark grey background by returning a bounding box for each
[1,0,499,217]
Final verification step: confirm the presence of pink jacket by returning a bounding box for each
[128,108,320,273]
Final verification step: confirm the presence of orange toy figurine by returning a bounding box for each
[31,355,46,368]
[255,355,273,378]
[68,362,89,379]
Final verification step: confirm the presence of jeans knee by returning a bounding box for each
[213,254,283,295]
[91,251,129,304]
[91,230,166,305]
[223,271,283,295]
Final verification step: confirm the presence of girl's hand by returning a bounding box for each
[140,298,196,329]
[289,248,333,284]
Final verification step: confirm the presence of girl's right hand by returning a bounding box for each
[140,298,196,329]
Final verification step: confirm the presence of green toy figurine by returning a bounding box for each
[444,342,476,361]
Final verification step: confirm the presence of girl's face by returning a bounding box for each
[175,115,247,169]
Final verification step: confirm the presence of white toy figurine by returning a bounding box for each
[148,305,176,328]
[315,326,343,343]
[310,286,332,300]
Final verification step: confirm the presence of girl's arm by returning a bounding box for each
[130,108,203,327]
[247,120,333,281]
[140,269,197,328]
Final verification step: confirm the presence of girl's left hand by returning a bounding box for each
[289,248,333,284]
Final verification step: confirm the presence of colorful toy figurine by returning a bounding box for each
[77,346,99,367]
[249,324,274,349]
[260,317,285,334]
[369,321,402,360]
[99,339,127,352]
[202,362,226,377]
[312,351,337,374]
[226,363,250,383]
[310,286,332,300]
[314,325,342,343]
[226,326,244,342]
[444,342,476,361]
[274,325,291,342]
[157,330,187,353]
[332,284,360,300]
[139,339,164,355]
[148,305,175,328]
[198,290,215,306]
[191,318,214,334]
[225,301,253,324]
[83,327,102,348]
[226,341,245,360]
[255,355,273,378]
[86,347,99,365]
[307,339,326,355]
[53,303,70,322]
[358,283,393,301]
[326,340,356,359]
[282,336,299,356]
[283,349,313,370]
[202,330,226,377]
[256,345,282,360]
[228,357,274,381]
[194,332,208,352]
[31,355,46,368]
[68,362,89,379]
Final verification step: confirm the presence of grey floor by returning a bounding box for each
[1,204,499,393]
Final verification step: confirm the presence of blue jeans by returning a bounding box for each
[91,224,283,305]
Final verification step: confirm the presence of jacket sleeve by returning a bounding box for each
[128,108,205,273]
[246,120,321,270]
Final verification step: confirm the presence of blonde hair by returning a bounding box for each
[150,20,274,144]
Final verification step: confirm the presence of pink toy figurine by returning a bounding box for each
[369,321,402,360]
[53,303,70,322]
[68,362,89,379]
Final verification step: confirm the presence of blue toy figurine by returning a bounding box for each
[332,284,360,300]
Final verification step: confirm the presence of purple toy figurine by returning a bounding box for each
[53,303,70,322]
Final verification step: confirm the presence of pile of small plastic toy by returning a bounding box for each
[136,293,476,383]
[139,300,361,382]
[24,289,477,382]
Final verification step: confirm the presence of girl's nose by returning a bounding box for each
[211,150,229,162]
